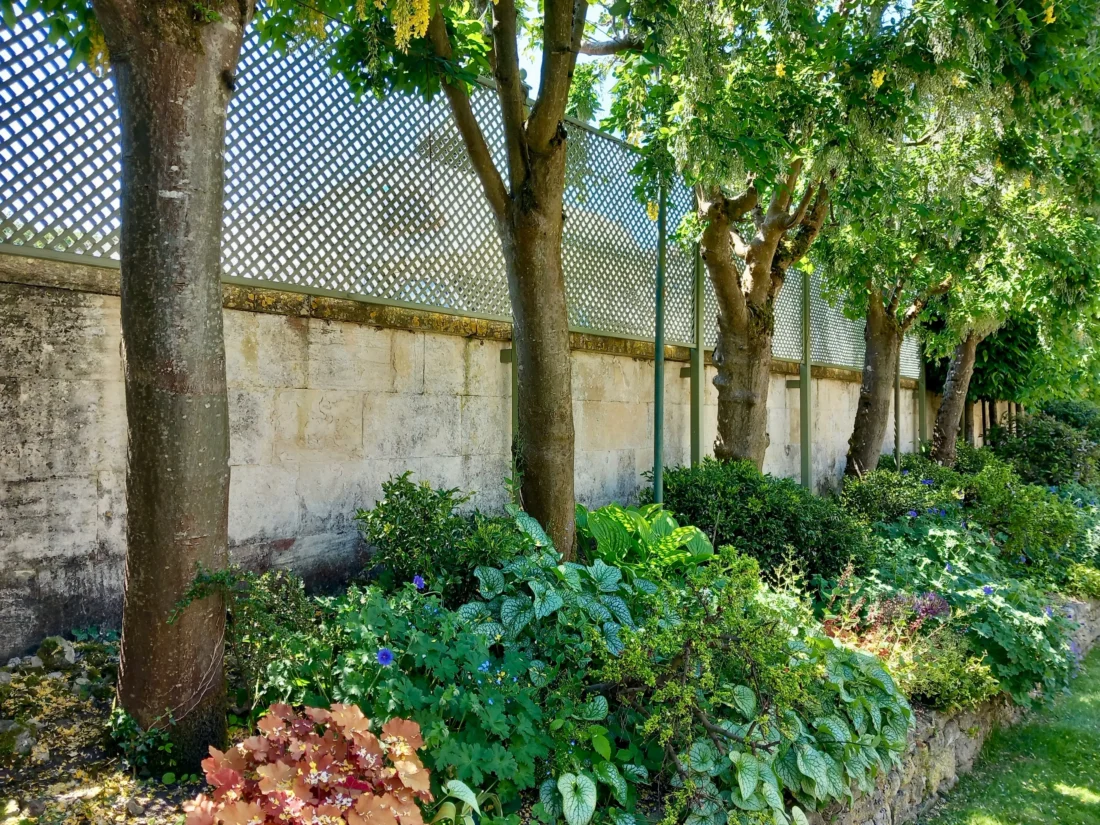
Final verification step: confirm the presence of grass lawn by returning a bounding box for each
[920,646,1100,825]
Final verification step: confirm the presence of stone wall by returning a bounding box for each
[811,597,1100,825]
[0,252,919,656]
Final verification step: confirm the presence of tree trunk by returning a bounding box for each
[930,331,982,466]
[713,303,774,467]
[845,300,902,476]
[500,134,576,556]
[95,0,251,766]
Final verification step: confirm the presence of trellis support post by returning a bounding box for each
[894,348,902,470]
[799,267,813,490]
[690,247,704,466]
[918,344,928,445]
[653,183,668,504]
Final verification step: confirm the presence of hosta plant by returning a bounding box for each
[575,503,714,576]
[184,703,431,825]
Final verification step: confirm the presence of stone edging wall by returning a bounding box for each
[812,597,1100,825]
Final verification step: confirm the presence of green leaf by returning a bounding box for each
[528,660,551,687]
[557,774,597,825]
[737,752,760,799]
[457,602,489,623]
[587,559,623,592]
[474,621,506,641]
[599,595,635,628]
[608,810,635,825]
[796,744,830,791]
[500,596,535,636]
[687,739,719,774]
[515,511,553,547]
[530,580,564,619]
[161,772,176,785]
[791,808,810,825]
[602,622,625,656]
[573,694,609,721]
[591,734,612,761]
[733,685,757,719]
[634,578,659,595]
[474,567,506,598]
[760,778,783,810]
[594,761,629,805]
[621,764,649,784]
[814,715,852,745]
[540,778,563,820]
[444,780,481,815]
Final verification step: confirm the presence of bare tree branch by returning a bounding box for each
[776,177,831,270]
[901,275,953,331]
[785,181,817,229]
[579,36,641,55]
[427,12,509,219]
[489,0,530,190]
[528,0,589,149]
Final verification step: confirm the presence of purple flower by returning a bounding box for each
[1045,605,1054,618]
[1018,555,1027,564]
[916,592,951,619]
[907,510,919,518]
[921,478,935,486]
[377,647,394,666]
[982,585,995,596]
[413,575,426,591]
[945,563,954,573]
[902,470,910,476]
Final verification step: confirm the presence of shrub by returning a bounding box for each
[355,472,529,606]
[866,518,1074,705]
[185,703,432,825]
[656,459,873,577]
[594,548,911,825]
[1043,399,1100,439]
[574,502,713,576]
[989,412,1100,487]
[841,467,960,524]
[1066,562,1100,600]
[817,565,999,712]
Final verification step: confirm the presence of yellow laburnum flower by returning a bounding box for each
[952,72,967,88]
[393,0,431,52]
[646,201,660,221]
[1044,3,1056,23]
[776,63,787,78]
[871,68,886,89]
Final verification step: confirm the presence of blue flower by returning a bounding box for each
[907,510,919,518]
[902,470,910,476]
[1045,605,1054,618]
[982,585,995,596]
[413,575,426,591]
[921,478,935,485]
[1018,555,1027,564]
[945,563,953,573]
[487,698,494,705]
[377,647,394,666]
[478,660,491,673]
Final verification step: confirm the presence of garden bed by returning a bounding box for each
[814,597,1100,825]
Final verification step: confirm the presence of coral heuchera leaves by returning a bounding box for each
[184,704,431,825]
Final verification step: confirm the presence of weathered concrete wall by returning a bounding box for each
[811,597,1100,825]
[0,256,919,655]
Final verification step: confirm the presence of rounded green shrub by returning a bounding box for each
[654,459,874,577]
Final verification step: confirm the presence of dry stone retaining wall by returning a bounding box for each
[812,597,1100,825]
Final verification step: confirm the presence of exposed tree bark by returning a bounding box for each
[931,330,983,465]
[845,292,902,476]
[94,0,253,766]
[845,275,951,476]
[427,0,584,554]
[697,168,831,467]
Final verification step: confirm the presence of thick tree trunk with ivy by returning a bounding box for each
[427,0,584,555]
[698,164,831,468]
[931,330,982,466]
[94,0,253,766]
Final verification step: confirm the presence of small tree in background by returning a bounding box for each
[603,0,1039,469]
[259,0,648,556]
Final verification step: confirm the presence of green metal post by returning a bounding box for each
[800,267,812,490]
[918,345,928,444]
[894,349,902,470]
[690,247,704,466]
[653,184,668,504]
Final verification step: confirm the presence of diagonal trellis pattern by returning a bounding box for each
[0,7,919,374]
